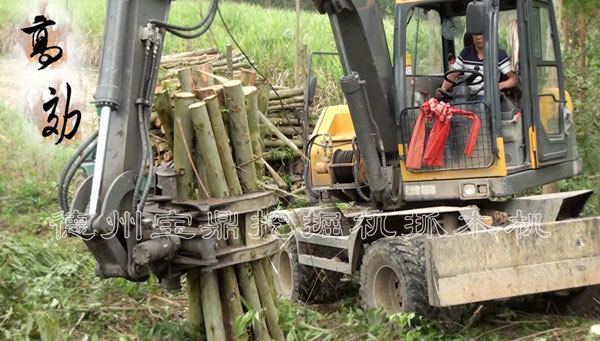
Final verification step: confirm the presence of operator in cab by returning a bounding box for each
[436,34,517,99]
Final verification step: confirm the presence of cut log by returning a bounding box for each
[264,126,302,136]
[197,64,215,88]
[161,47,218,61]
[235,263,269,341]
[243,87,264,176]
[268,102,304,111]
[178,68,194,92]
[218,265,244,341]
[205,95,243,196]
[193,85,224,106]
[264,139,303,148]
[241,68,257,86]
[268,96,304,106]
[269,87,304,100]
[251,262,285,341]
[268,117,300,126]
[260,257,278,305]
[223,80,259,192]
[201,271,227,341]
[187,269,205,334]
[190,102,230,198]
[255,80,270,116]
[154,90,174,149]
[174,92,197,200]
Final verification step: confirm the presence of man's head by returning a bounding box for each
[472,34,484,49]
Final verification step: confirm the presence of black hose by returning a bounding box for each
[62,140,98,212]
[58,130,99,213]
[138,43,161,213]
[149,0,218,32]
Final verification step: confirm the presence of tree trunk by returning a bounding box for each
[154,90,174,149]
[187,269,205,335]
[223,80,259,192]
[205,95,243,196]
[244,87,264,176]
[578,10,586,69]
[201,271,227,341]
[174,92,197,200]
[251,262,285,341]
[178,68,194,92]
[190,102,230,198]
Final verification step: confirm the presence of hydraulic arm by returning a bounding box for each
[313,0,401,208]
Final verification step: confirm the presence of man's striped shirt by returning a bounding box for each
[452,46,513,94]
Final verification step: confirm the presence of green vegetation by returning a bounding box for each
[1,0,600,339]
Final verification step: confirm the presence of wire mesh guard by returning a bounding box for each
[399,101,494,172]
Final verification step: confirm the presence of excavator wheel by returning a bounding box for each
[359,237,462,327]
[273,237,348,303]
[556,285,600,316]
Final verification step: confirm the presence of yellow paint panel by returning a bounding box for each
[398,138,507,182]
[529,126,538,169]
[310,106,354,187]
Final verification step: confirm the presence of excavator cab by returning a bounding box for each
[308,0,579,205]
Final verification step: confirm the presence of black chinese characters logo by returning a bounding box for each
[21,15,63,70]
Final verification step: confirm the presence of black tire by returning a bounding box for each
[359,237,462,325]
[557,285,600,316]
[273,237,348,303]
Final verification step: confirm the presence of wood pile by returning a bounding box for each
[148,47,288,340]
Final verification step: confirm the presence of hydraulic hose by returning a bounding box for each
[58,130,99,213]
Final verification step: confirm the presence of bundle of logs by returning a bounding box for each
[148,48,301,340]
[151,46,314,174]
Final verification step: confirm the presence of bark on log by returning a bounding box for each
[174,92,197,200]
[190,102,230,198]
[187,269,205,334]
[258,111,306,160]
[201,271,227,341]
[244,87,264,176]
[235,263,269,341]
[205,95,243,196]
[264,139,303,148]
[241,68,257,86]
[269,87,304,100]
[154,90,175,149]
[268,103,304,111]
[251,262,284,341]
[268,117,300,126]
[161,47,218,61]
[178,68,194,92]
[223,80,259,192]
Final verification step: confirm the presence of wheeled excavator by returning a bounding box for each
[270,0,600,321]
[60,0,599,327]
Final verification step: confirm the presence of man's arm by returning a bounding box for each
[499,71,517,90]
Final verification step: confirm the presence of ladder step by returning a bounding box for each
[295,232,350,249]
[298,255,352,274]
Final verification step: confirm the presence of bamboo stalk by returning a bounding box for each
[205,95,243,196]
[244,87,264,177]
[174,92,197,200]
[190,102,230,198]
[201,271,227,341]
[178,68,194,92]
[251,262,285,341]
[223,80,259,192]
